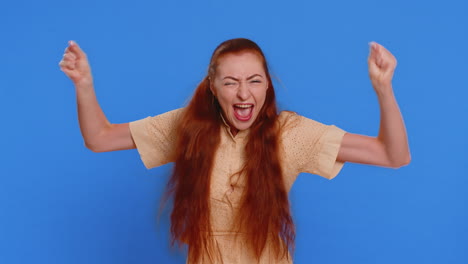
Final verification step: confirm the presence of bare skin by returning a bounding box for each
[59,41,135,152]
[336,42,411,168]
[210,52,269,136]
[59,41,410,167]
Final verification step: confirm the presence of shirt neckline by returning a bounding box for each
[219,113,249,141]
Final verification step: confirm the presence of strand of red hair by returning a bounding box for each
[165,38,295,263]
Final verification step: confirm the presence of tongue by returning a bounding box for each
[234,107,252,117]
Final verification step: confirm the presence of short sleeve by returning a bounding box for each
[129,108,183,169]
[280,112,346,180]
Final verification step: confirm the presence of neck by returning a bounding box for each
[230,127,239,137]
[220,112,240,137]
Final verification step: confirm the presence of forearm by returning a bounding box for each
[60,41,134,152]
[337,42,410,168]
[75,80,112,151]
[375,85,411,167]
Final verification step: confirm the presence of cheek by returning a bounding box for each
[216,91,234,110]
[255,87,268,105]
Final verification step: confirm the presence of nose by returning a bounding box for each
[237,82,250,101]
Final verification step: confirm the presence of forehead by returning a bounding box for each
[216,51,265,77]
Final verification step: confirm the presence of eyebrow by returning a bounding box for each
[222,74,264,81]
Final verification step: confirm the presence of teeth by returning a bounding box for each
[234,104,253,109]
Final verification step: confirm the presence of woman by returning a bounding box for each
[59,38,410,263]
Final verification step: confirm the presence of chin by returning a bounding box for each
[232,117,257,131]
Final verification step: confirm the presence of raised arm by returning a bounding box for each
[59,41,136,152]
[337,42,411,168]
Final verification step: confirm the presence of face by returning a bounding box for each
[211,51,269,135]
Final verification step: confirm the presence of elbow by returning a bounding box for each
[389,153,411,169]
[84,141,100,152]
[84,139,107,153]
[83,128,112,153]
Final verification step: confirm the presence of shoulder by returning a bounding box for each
[277,110,326,133]
[129,107,186,141]
[277,110,299,128]
[139,107,186,126]
[151,107,185,120]
[277,110,344,150]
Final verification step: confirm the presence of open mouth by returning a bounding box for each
[233,104,254,121]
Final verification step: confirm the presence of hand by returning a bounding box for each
[368,42,397,92]
[59,41,93,86]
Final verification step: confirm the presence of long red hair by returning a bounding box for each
[166,38,295,263]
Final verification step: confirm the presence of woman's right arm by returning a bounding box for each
[59,41,136,152]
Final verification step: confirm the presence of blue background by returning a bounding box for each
[1,0,467,263]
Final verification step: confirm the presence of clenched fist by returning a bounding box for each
[59,41,93,86]
[368,42,397,93]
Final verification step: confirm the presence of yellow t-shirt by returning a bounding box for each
[129,108,346,264]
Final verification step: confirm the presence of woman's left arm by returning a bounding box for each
[336,42,411,168]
